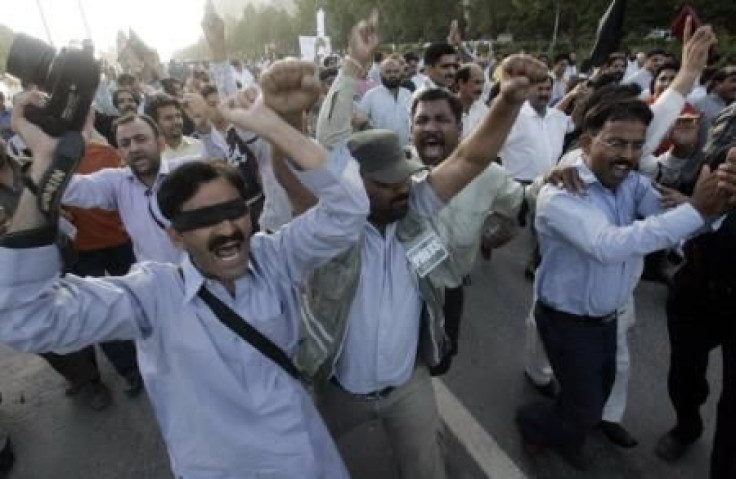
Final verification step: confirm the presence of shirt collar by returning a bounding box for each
[572,152,600,186]
[124,157,172,183]
[181,255,206,303]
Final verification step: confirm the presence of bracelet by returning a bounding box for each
[343,56,367,78]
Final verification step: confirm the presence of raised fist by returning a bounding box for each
[260,59,321,115]
[498,54,549,105]
[348,10,379,69]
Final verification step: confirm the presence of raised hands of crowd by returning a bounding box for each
[260,60,321,121]
[689,147,736,216]
[671,16,717,95]
[182,93,214,133]
[201,0,227,61]
[345,10,379,78]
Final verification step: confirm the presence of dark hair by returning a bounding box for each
[411,88,463,123]
[707,66,736,93]
[603,53,627,67]
[403,52,419,64]
[650,61,680,93]
[553,53,569,65]
[200,84,219,98]
[646,48,667,59]
[423,43,456,67]
[160,78,183,97]
[455,63,475,83]
[157,161,247,220]
[112,113,161,142]
[112,88,141,110]
[144,93,181,122]
[582,95,653,133]
[117,73,136,86]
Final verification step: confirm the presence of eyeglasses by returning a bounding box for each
[595,137,646,155]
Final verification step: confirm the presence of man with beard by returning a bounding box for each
[94,88,142,146]
[0,57,368,478]
[603,53,628,84]
[145,93,204,160]
[307,13,545,478]
[516,94,736,470]
[358,57,413,145]
[456,63,489,138]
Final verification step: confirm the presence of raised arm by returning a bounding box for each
[316,12,378,149]
[428,55,549,202]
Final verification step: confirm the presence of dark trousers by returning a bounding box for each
[42,242,139,386]
[666,287,736,479]
[430,286,465,376]
[517,302,617,454]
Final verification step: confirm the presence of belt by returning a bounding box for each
[331,377,396,401]
[536,301,617,325]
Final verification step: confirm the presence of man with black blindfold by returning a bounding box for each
[0,57,369,479]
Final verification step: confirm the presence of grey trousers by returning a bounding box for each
[316,363,446,479]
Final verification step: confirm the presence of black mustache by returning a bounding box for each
[208,230,246,252]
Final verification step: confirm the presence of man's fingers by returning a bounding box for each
[683,16,692,45]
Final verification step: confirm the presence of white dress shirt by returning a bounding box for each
[0,146,368,478]
[335,175,444,394]
[461,100,489,139]
[498,102,572,181]
[623,68,653,94]
[162,135,204,161]
[359,85,413,145]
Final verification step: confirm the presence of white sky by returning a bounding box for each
[4,0,210,60]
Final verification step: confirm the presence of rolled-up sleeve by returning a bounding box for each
[0,245,151,354]
[256,144,368,283]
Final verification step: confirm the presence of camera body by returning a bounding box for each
[6,34,100,137]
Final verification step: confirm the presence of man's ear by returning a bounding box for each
[165,227,184,249]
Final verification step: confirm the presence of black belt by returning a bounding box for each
[330,377,395,401]
[536,301,617,325]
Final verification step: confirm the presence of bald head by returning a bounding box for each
[456,63,486,104]
[380,58,403,90]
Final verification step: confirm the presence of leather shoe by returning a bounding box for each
[524,371,559,399]
[601,421,638,448]
[655,431,694,462]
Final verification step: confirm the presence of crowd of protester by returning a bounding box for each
[0,3,735,479]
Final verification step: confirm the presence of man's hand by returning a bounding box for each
[669,117,699,157]
[497,55,549,105]
[218,86,278,134]
[689,148,736,216]
[11,90,59,181]
[347,10,379,72]
[182,93,213,133]
[201,0,227,61]
[671,17,717,96]
[260,60,320,117]
[447,19,462,47]
[654,183,688,209]
[545,166,586,194]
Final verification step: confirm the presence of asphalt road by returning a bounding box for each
[0,230,721,478]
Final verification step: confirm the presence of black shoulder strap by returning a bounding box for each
[196,285,302,381]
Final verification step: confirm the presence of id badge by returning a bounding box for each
[405,230,449,278]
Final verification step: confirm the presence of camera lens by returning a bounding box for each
[6,34,57,90]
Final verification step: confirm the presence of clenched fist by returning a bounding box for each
[260,60,321,115]
[497,54,549,105]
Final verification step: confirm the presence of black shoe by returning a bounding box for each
[524,371,559,398]
[655,430,696,462]
[122,371,144,398]
[83,380,112,411]
[601,421,638,448]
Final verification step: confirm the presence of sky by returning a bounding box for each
[3,0,213,60]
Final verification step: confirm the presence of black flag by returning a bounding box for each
[583,0,628,72]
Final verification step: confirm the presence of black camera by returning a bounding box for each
[6,34,100,137]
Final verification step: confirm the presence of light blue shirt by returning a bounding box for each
[534,159,704,317]
[63,156,201,263]
[0,147,368,478]
[358,85,413,146]
[335,173,444,393]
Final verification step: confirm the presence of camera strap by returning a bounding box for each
[34,132,85,217]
